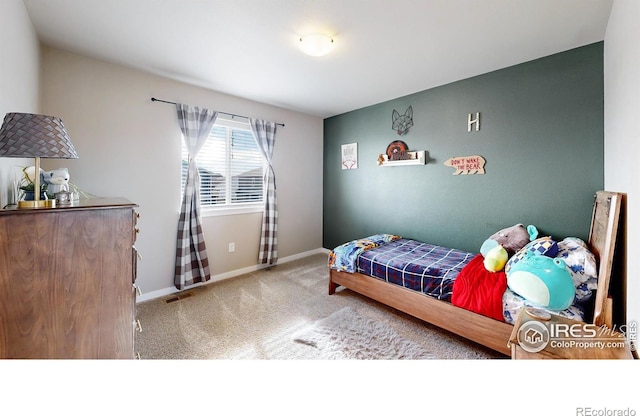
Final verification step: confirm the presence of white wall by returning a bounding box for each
[604,0,639,331]
[40,47,324,298]
[0,0,40,207]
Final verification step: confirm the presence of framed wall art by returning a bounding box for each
[341,143,358,169]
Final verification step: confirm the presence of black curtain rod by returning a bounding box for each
[150,97,285,127]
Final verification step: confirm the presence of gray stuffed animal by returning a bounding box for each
[42,168,70,195]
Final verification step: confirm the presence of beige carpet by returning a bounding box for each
[135,253,506,359]
[293,307,437,359]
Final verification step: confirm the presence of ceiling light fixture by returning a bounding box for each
[298,34,334,57]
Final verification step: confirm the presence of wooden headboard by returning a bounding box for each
[589,191,624,328]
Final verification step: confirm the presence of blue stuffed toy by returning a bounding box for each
[507,252,575,311]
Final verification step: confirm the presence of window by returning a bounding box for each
[181,118,265,214]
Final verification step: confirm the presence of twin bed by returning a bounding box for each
[327,191,623,356]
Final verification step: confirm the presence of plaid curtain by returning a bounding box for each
[174,103,218,290]
[250,118,278,265]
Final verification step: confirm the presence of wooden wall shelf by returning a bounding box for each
[378,150,426,167]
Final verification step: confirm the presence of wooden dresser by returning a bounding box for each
[0,197,139,359]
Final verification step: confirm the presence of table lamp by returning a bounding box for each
[0,112,79,208]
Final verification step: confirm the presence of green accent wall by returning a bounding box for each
[323,42,604,252]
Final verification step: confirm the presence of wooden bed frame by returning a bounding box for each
[328,191,623,356]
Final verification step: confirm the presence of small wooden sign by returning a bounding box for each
[444,155,486,175]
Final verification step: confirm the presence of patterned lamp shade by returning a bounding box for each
[0,112,79,159]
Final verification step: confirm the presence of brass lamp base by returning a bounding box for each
[18,199,56,209]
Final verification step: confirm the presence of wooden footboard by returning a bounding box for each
[329,268,513,356]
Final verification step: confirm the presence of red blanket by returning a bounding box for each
[451,254,507,321]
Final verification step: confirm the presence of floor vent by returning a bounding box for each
[165,292,195,303]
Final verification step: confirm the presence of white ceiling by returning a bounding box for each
[23,0,613,118]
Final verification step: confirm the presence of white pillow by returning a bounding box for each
[556,237,598,302]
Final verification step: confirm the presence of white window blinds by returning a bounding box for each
[181,121,265,208]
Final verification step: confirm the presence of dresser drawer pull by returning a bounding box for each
[132,283,142,296]
[134,319,143,332]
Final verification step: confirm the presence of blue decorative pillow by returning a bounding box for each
[505,236,559,273]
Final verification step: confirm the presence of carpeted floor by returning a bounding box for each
[292,306,438,359]
[135,253,507,359]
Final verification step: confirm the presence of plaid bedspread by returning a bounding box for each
[356,239,475,301]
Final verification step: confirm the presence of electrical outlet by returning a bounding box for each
[228,242,235,253]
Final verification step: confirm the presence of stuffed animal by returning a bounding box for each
[504,236,559,273]
[480,223,538,257]
[483,244,508,272]
[507,252,575,311]
[42,168,70,195]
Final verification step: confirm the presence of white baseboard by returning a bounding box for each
[136,247,329,303]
